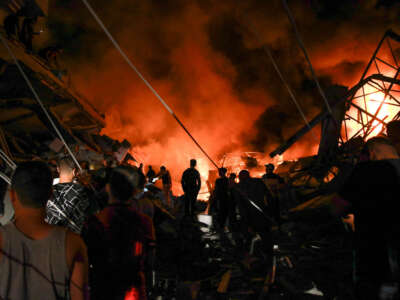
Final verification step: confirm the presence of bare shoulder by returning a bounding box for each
[65,230,87,270]
[66,230,86,252]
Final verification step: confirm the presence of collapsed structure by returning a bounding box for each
[1,1,400,299]
[268,29,400,204]
[0,1,132,219]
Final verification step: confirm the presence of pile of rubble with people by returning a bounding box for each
[0,131,400,299]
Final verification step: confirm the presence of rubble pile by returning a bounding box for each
[149,196,355,299]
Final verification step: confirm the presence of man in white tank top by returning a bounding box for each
[0,161,89,300]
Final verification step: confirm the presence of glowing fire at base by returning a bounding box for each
[346,86,398,140]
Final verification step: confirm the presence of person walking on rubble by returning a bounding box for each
[338,136,400,300]
[234,170,274,263]
[157,166,172,207]
[262,163,284,224]
[181,159,201,217]
[138,163,144,176]
[146,165,156,182]
[45,157,90,234]
[0,161,89,300]
[262,164,284,193]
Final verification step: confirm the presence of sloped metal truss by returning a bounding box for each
[270,30,400,158]
[341,30,400,143]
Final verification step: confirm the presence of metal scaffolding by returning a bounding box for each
[340,29,400,143]
[270,30,400,158]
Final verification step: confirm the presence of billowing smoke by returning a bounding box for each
[46,0,400,190]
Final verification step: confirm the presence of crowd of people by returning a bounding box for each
[0,150,286,299]
[1,128,400,299]
[0,157,156,300]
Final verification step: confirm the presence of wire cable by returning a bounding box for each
[81,0,219,169]
[0,172,11,185]
[0,149,16,170]
[0,33,82,172]
[241,18,319,141]
[281,0,333,116]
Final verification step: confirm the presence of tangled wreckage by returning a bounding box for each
[2,1,400,299]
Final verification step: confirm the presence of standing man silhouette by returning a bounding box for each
[181,159,201,217]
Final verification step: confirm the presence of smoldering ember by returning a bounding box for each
[1,0,400,299]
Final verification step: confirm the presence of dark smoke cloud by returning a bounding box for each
[45,0,400,175]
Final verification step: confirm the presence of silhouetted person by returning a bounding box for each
[262,163,284,224]
[84,166,155,300]
[3,13,20,40]
[157,166,172,206]
[339,137,400,300]
[93,154,115,191]
[235,170,274,264]
[133,169,155,220]
[45,157,90,234]
[387,120,400,155]
[0,161,89,300]
[136,164,146,190]
[146,165,156,182]
[138,163,144,175]
[181,159,201,217]
[20,17,38,52]
[38,46,62,63]
[262,164,284,191]
[228,173,238,226]
[214,168,230,228]
[38,46,64,78]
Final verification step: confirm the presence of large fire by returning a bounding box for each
[54,0,400,200]
[345,69,399,140]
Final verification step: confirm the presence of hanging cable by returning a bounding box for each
[281,0,333,115]
[241,18,319,141]
[0,126,13,161]
[0,33,82,172]
[80,0,219,169]
[0,149,16,170]
[0,172,11,185]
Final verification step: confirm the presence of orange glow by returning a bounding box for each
[65,2,400,191]
[124,287,139,300]
[346,82,398,140]
[134,241,143,256]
